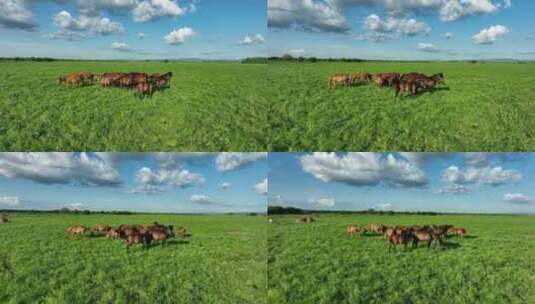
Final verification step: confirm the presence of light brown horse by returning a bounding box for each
[66,225,89,236]
[346,224,359,236]
[329,73,352,88]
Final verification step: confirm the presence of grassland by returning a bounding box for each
[0,61,268,151]
[268,214,535,304]
[0,213,266,304]
[268,62,535,151]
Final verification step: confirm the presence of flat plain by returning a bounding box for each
[268,61,535,151]
[268,214,535,304]
[0,60,268,151]
[0,213,266,304]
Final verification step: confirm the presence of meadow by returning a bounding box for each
[268,214,535,304]
[268,61,535,151]
[0,60,268,151]
[0,213,267,304]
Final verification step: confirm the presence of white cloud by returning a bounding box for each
[238,33,265,45]
[190,194,213,205]
[76,0,138,16]
[0,0,37,30]
[445,32,453,38]
[0,153,122,187]
[128,184,164,195]
[503,193,535,204]
[440,0,499,22]
[135,166,204,188]
[111,42,130,52]
[133,0,186,22]
[311,197,335,207]
[51,10,124,40]
[164,27,195,45]
[437,184,472,195]
[254,178,268,195]
[473,25,509,44]
[418,42,438,52]
[215,153,266,172]
[287,49,305,57]
[443,165,520,186]
[374,202,391,210]
[300,153,428,188]
[220,182,231,190]
[138,32,145,39]
[0,195,20,206]
[268,0,349,33]
[363,14,430,36]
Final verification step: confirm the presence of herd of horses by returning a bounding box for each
[328,71,446,97]
[346,223,467,251]
[66,222,187,250]
[58,71,173,97]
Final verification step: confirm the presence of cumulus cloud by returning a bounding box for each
[473,25,509,44]
[220,182,231,190]
[311,197,335,208]
[440,0,499,22]
[138,32,145,39]
[418,42,438,52]
[268,0,508,34]
[445,32,453,38]
[300,153,428,188]
[238,33,265,45]
[50,10,124,40]
[135,166,204,188]
[133,0,186,22]
[0,195,20,206]
[287,49,305,57]
[164,27,195,45]
[374,202,391,210]
[268,0,349,33]
[111,42,130,52]
[437,184,472,195]
[503,193,535,204]
[0,0,37,30]
[441,154,521,193]
[76,0,138,16]
[190,194,214,205]
[254,178,268,195]
[363,14,430,36]
[215,153,266,172]
[62,202,84,210]
[0,153,122,187]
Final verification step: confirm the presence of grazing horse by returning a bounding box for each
[66,225,89,236]
[346,224,359,236]
[296,216,315,223]
[135,82,153,97]
[106,228,120,240]
[120,229,152,250]
[411,226,436,249]
[100,73,125,87]
[351,72,372,85]
[396,79,418,97]
[175,226,187,236]
[329,73,352,88]
[388,228,413,251]
[0,214,8,224]
[92,224,111,234]
[367,223,385,234]
[448,227,466,237]
[148,225,174,246]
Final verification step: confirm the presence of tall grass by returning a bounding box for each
[268,62,535,151]
[0,61,269,151]
[0,213,267,304]
[268,214,535,304]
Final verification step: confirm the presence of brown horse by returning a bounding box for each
[106,228,120,239]
[448,227,466,237]
[120,229,152,250]
[148,225,174,246]
[329,73,352,88]
[66,225,89,236]
[367,223,385,234]
[346,224,360,236]
[92,224,111,234]
[100,73,125,87]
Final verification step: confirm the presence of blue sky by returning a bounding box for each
[269,152,535,214]
[0,153,267,213]
[0,0,266,60]
[268,0,535,60]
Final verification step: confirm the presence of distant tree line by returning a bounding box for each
[269,206,443,216]
[0,57,57,62]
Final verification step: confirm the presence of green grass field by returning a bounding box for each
[0,213,266,304]
[0,61,268,151]
[268,62,535,151]
[268,214,535,304]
